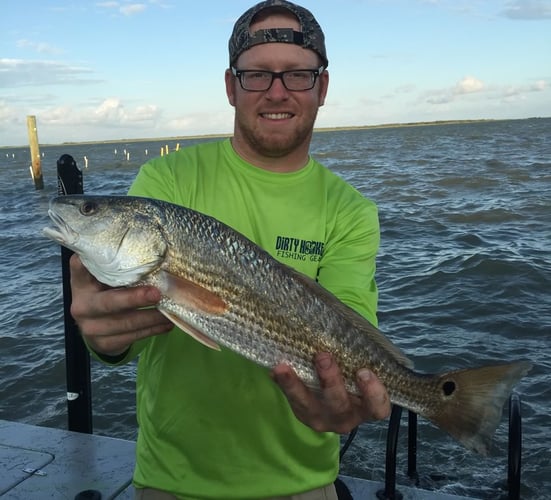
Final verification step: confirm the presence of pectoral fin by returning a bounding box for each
[159,309,221,351]
[157,270,226,351]
[161,270,227,314]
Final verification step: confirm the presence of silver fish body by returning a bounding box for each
[43,195,532,455]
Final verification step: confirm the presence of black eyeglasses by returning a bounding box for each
[231,66,325,92]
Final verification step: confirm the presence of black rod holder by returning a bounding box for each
[57,154,93,434]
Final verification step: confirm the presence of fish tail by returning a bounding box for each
[427,361,532,455]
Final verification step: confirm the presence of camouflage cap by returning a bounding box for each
[229,0,328,68]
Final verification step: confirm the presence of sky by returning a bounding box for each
[1,0,550,146]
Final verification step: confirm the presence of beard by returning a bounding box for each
[233,108,318,159]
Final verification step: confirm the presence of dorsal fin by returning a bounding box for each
[291,267,414,369]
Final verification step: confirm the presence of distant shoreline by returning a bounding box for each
[2,116,547,149]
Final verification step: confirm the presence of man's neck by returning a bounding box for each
[230,136,311,173]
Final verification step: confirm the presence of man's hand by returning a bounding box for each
[271,352,391,434]
[69,254,173,357]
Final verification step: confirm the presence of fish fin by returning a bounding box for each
[354,322,414,369]
[291,269,414,369]
[161,270,227,314]
[159,309,221,351]
[425,361,532,455]
[328,292,414,369]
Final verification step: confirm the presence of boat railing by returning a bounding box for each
[376,396,523,500]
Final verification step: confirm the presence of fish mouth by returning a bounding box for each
[43,209,79,248]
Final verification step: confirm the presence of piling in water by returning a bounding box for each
[27,115,44,190]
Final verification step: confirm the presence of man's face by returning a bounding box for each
[226,13,329,164]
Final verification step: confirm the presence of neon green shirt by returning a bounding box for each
[111,138,379,499]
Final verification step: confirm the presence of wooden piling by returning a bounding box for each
[27,115,44,190]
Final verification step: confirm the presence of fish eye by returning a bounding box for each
[80,201,98,216]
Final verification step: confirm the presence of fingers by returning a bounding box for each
[69,254,173,357]
[78,306,173,356]
[313,353,360,433]
[272,353,391,434]
[355,369,391,421]
[71,282,161,319]
[272,364,319,426]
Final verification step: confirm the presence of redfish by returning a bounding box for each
[44,195,532,455]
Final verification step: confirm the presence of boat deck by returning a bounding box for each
[1,420,134,499]
[0,419,475,499]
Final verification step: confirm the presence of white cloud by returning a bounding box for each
[501,0,551,19]
[6,97,161,130]
[0,95,167,145]
[96,2,147,16]
[421,75,550,109]
[0,100,20,139]
[88,98,161,125]
[0,100,17,122]
[120,3,147,15]
[425,93,454,105]
[500,80,549,101]
[454,76,485,95]
[0,58,100,88]
[422,76,487,104]
[530,80,547,91]
[16,39,63,55]
[40,105,75,125]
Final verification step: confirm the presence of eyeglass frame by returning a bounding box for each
[231,66,325,92]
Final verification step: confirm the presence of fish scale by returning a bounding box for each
[43,194,532,455]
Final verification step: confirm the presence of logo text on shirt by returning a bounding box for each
[275,236,324,262]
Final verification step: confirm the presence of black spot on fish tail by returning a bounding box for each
[425,361,532,455]
[442,380,456,397]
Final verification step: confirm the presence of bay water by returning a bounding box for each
[1,118,549,498]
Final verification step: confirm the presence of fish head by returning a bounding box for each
[43,195,167,287]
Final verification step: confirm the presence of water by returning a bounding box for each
[1,118,550,499]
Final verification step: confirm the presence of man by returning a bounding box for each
[70,1,390,498]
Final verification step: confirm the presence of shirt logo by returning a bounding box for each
[275,236,324,262]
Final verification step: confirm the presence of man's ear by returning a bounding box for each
[225,69,236,107]
[318,70,329,107]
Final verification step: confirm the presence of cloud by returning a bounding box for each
[36,97,163,128]
[501,79,548,101]
[96,2,147,16]
[501,0,551,19]
[378,84,417,103]
[16,39,63,55]
[454,76,485,95]
[530,79,547,91]
[0,58,101,88]
[423,75,549,106]
[1,96,232,144]
[120,3,146,15]
[89,97,161,125]
[0,100,17,122]
[0,100,21,139]
[0,95,165,144]
[424,76,486,104]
